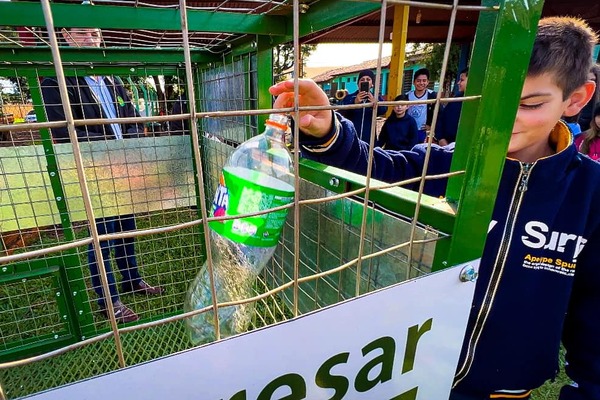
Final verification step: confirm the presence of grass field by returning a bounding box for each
[1,208,569,399]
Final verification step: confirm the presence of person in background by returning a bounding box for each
[41,27,164,324]
[270,16,599,400]
[575,104,600,160]
[563,113,582,137]
[406,68,437,143]
[577,63,600,131]
[376,94,419,151]
[340,69,387,145]
[436,67,468,146]
[169,94,190,135]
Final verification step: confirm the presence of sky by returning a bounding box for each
[305,43,393,68]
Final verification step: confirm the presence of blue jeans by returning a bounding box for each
[88,214,141,307]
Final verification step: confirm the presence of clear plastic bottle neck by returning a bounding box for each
[264,114,289,142]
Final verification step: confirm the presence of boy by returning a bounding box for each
[406,67,437,142]
[270,17,599,399]
[376,94,419,150]
[437,67,469,146]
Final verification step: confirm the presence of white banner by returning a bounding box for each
[26,261,479,400]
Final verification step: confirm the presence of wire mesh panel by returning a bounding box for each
[0,0,546,398]
[267,178,441,314]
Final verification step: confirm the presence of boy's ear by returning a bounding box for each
[563,81,596,117]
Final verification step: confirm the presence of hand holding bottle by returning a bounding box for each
[269,79,332,139]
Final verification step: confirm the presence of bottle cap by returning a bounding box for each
[266,114,288,131]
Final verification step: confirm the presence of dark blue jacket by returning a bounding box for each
[435,94,463,143]
[376,113,419,151]
[41,76,144,143]
[340,90,387,145]
[300,113,600,399]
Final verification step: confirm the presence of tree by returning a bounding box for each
[418,43,462,95]
[1,77,31,104]
[273,43,317,81]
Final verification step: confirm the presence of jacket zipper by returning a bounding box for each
[453,162,534,387]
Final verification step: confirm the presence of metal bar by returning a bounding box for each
[434,0,545,271]
[380,0,498,11]
[351,0,389,297]
[386,5,410,103]
[298,159,458,233]
[0,66,180,78]
[297,0,381,39]
[178,0,220,341]
[291,0,301,318]
[39,0,127,368]
[0,48,217,65]
[0,3,287,36]
[445,0,498,202]
[408,0,460,274]
[255,36,273,134]
[0,265,59,284]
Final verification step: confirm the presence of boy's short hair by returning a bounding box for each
[394,94,409,102]
[528,17,598,99]
[460,67,469,76]
[413,68,430,81]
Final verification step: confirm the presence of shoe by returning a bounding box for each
[122,279,164,296]
[100,301,139,324]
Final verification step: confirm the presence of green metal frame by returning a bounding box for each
[23,72,94,345]
[0,0,544,364]
[438,0,545,270]
[0,256,86,362]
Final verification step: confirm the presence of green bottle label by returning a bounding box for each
[209,166,294,247]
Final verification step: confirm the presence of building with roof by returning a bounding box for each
[309,53,437,101]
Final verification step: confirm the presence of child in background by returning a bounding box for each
[575,104,600,160]
[376,94,419,150]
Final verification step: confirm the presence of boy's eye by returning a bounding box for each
[520,103,543,110]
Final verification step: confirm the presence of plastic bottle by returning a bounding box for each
[184,114,295,345]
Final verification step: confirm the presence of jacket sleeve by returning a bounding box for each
[40,78,88,143]
[435,106,449,142]
[298,112,453,197]
[408,117,419,148]
[426,91,438,125]
[376,96,388,117]
[376,119,389,148]
[560,224,600,400]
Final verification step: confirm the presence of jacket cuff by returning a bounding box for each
[299,111,340,154]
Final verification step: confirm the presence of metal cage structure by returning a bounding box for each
[0,0,544,398]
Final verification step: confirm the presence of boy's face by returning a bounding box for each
[413,74,429,92]
[393,103,408,117]
[509,73,594,162]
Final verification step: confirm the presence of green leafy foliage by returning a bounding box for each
[273,42,317,81]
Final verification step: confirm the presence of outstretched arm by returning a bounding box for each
[269,79,453,197]
[269,79,333,139]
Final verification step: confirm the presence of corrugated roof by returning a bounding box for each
[311,51,428,83]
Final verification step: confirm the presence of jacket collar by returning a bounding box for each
[505,121,580,180]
